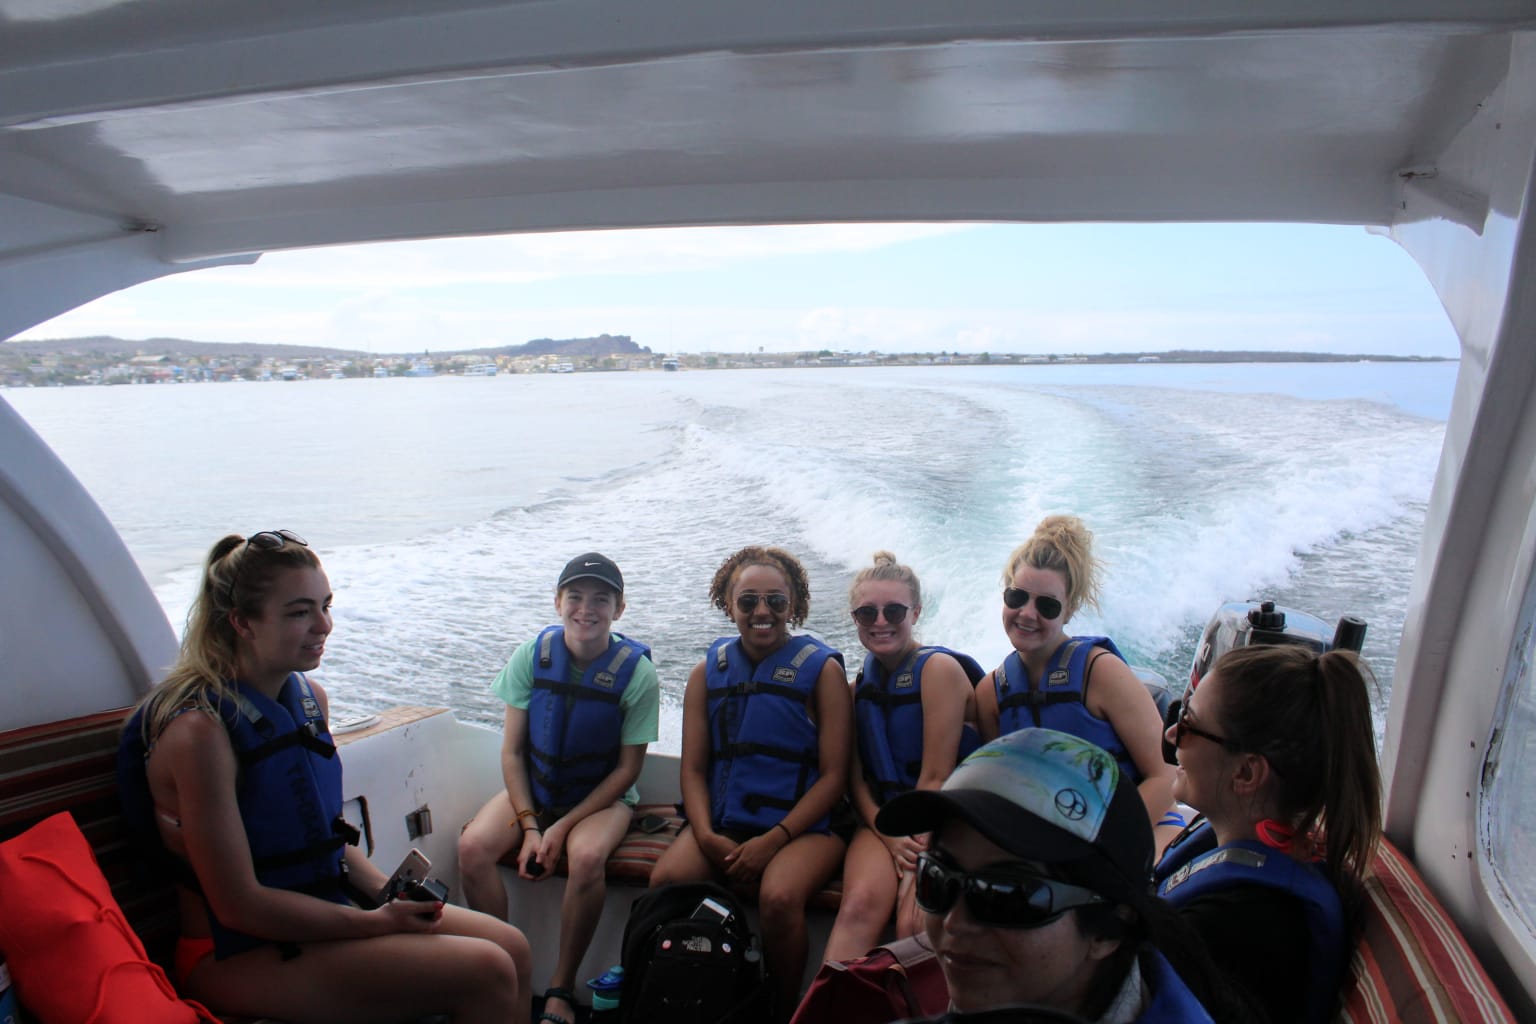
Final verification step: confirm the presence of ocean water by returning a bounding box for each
[7,361,1454,751]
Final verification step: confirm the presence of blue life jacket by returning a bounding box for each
[993,635,1142,783]
[117,674,355,959]
[855,646,984,806]
[705,635,842,835]
[1155,820,1345,1024]
[1135,949,1216,1023]
[526,626,651,814]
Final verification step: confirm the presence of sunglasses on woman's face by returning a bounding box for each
[1002,587,1063,621]
[914,852,1104,929]
[851,602,910,627]
[735,592,790,615]
[1173,700,1238,751]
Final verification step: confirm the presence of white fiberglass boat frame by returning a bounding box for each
[4,0,1536,1014]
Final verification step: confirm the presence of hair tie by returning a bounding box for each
[1255,819,1297,851]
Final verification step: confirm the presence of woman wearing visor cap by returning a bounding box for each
[873,729,1247,1023]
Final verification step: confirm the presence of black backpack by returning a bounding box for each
[617,881,771,1024]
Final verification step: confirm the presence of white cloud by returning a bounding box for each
[185,223,968,289]
[12,223,1459,358]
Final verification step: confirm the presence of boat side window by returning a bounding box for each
[1484,563,1536,936]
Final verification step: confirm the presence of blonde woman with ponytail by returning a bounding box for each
[1156,643,1382,1023]
[118,532,531,1024]
[977,515,1178,837]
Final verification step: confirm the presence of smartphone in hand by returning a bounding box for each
[378,848,431,903]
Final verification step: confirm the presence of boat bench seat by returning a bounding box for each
[1337,836,1515,1023]
[0,707,291,1024]
[495,802,845,912]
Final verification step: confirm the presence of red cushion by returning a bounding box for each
[1338,838,1515,1023]
[0,811,217,1023]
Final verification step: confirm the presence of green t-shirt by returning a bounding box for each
[491,632,660,806]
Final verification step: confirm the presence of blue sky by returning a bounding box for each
[15,222,1459,357]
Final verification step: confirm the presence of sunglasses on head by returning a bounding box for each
[914,851,1104,929]
[226,530,308,604]
[1002,587,1063,621]
[735,592,790,615]
[851,602,910,627]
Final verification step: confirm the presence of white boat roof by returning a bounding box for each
[4,0,1535,339]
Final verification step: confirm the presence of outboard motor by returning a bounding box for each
[1162,600,1367,765]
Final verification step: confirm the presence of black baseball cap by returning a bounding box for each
[876,729,1153,907]
[557,552,624,594]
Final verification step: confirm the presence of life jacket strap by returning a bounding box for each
[856,686,923,708]
[717,740,820,767]
[529,678,623,704]
[239,721,337,766]
[706,681,808,702]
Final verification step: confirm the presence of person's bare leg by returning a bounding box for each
[758,832,845,1023]
[542,803,633,1024]
[459,789,521,918]
[649,824,715,887]
[823,827,898,962]
[186,927,524,1024]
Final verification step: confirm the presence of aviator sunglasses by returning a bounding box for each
[735,592,790,615]
[1002,587,1063,621]
[226,530,307,603]
[914,851,1104,929]
[851,602,910,627]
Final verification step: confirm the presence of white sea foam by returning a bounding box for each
[9,362,1452,747]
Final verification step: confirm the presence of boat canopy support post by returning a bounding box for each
[1385,30,1536,1017]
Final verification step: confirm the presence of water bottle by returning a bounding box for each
[587,964,623,1022]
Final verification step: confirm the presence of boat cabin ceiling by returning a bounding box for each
[6,0,1536,1016]
[1,1,1534,339]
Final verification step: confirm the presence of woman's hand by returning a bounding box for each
[723,830,784,884]
[374,894,445,934]
[882,830,925,873]
[534,818,571,877]
[515,828,547,881]
[697,829,740,873]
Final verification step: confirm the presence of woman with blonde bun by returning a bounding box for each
[977,516,1177,839]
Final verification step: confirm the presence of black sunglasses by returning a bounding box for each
[851,602,910,627]
[735,592,790,615]
[1173,700,1238,751]
[914,852,1104,929]
[226,530,308,603]
[1002,587,1063,621]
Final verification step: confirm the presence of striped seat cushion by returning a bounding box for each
[1338,837,1515,1023]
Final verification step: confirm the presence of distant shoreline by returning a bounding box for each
[0,334,1455,387]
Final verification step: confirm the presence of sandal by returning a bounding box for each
[538,986,579,1024]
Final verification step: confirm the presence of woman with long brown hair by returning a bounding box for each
[118,531,532,1023]
[1157,643,1382,1023]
